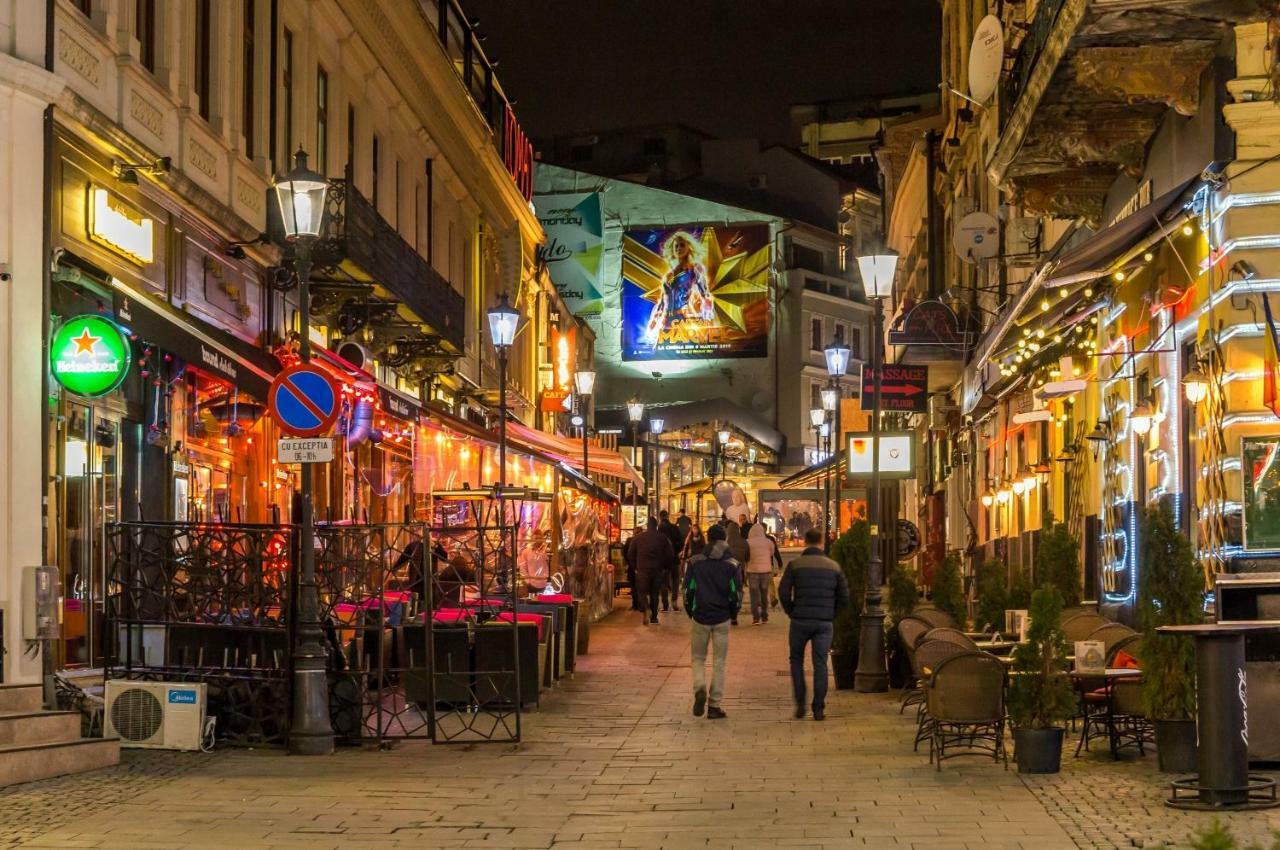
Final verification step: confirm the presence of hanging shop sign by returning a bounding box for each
[88,187,154,265]
[541,327,577,412]
[860,365,929,413]
[845,431,916,480]
[268,363,341,438]
[887,301,973,348]
[50,314,133,397]
[896,519,921,560]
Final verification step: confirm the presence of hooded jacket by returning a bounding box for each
[745,523,780,573]
[682,541,741,626]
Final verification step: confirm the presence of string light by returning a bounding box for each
[1182,223,1195,237]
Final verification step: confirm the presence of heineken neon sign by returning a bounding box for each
[50,315,132,397]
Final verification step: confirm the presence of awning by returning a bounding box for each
[112,280,278,398]
[506,421,644,489]
[779,455,838,489]
[601,397,785,454]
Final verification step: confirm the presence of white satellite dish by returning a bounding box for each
[953,210,1000,263]
[968,15,1004,106]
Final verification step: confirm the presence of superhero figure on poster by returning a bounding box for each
[641,230,715,346]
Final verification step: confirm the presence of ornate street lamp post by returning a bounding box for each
[820,383,840,550]
[272,149,334,755]
[574,369,595,479]
[650,416,665,515]
[626,399,645,531]
[853,251,898,694]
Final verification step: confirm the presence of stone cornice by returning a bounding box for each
[0,52,66,106]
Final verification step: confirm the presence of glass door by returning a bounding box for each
[58,401,120,668]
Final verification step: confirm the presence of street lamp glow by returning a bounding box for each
[821,386,839,412]
[574,369,596,396]
[856,252,899,299]
[718,429,732,445]
[274,149,328,240]
[626,399,645,423]
[996,487,1012,504]
[981,492,994,507]
[824,339,851,378]
[809,407,826,428]
[1130,402,1154,436]
[649,417,665,436]
[1183,364,1209,404]
[486,293,520,349]
[1012,478,1027,496]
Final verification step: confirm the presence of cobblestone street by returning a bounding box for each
[0,603,1277,850]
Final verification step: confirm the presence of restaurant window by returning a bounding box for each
[241,0,255,159]
[316,66,329,171]
[372,134,380,211]
[136,0,156,72]
[281,28,294,166]
[810,316,823,351]
[194,0,212,121]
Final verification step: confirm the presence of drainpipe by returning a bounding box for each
[925,130,942,300]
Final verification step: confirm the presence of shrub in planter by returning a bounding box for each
[974,559,1009,634]
[1007,587,1076,773]
[829,521,869,689]
[930,551,967,629]
[1035,522,1082,607]
[1009,564,1033,610]
[885,564,919,688]
[1139,502,1203,773]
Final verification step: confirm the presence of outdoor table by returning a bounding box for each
[974,640,1017,656]
[1159,623,1279,810]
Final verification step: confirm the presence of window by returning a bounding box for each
[315,66,328,171]
[74,0,91,16]
[281,28,294,165]
[833,323,845,346]
[850,327,862,360]
[346,104,355,172]
[194,0,212,121]
[371,135,380,211]
[241,0,255,159]
[810,317,823,351]
[792,243,825,274]
[137,0,156,72]
[809,382,822,412]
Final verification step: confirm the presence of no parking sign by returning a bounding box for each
[267,363,340,438]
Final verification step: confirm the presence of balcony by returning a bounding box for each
[988,0,1270,224]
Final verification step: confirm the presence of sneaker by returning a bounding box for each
[707,705,727,720]
[762,615,769,623]
[649,616,659,625]
[751,618,760,626]
[813,708,826,721]
[793,704,806,720]
[693,689,707,717]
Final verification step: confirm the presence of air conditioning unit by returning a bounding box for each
[105,681,206,750]
[928,395,958,430]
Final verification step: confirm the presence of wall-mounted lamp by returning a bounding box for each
[1183,363,1209,405]
[113,156,171,184]
[1086,420,1111,459]
[1130,402,1154,436]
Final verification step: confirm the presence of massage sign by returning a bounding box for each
[50,315,133,397]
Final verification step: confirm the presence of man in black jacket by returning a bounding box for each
[778,528,850,720]
[682,524,740,719]
[657,510,686,612]
[626,517,675,624]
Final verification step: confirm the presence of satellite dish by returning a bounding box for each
[953,210,1000,263]
[968,15,1004,105]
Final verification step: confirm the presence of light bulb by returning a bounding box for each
[1182,223,1195,236]
[981,493,994,508]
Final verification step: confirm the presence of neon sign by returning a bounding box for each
[50,314,133,397]
[89,187,154,264]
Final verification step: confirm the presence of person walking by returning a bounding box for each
[745,523,781,625]
[724,519,749,626]
[627,517,675,624]
[676,508,692,540]
[657,510,687,612]
[683,524,740,719]
[778,528,850,721]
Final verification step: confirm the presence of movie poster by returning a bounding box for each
[620,225,770,361]
[534,193,604,316]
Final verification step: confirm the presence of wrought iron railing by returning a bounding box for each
[1004,0,1069,111]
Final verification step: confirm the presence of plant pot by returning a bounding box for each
[1013,726,1064,774]
[831,648,858,689]
[1154,718,1198,773]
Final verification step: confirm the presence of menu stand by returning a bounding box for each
[1159,623,1279,810]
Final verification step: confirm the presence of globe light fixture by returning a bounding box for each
[650,417,665,436]
[821,386,839,412]
[809,408,826,428]
[1130,402,1154,436]
[718,428,732,445]
[1183,363,1209,404]
[981,492,994,508]
[996,487,1012,505]
[1012,478,1028,496]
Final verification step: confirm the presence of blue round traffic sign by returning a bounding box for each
[268,364,340,437]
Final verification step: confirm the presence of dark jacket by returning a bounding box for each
[657,520,686,569]
[627,529,675,574]
[682,541,741,625]
[778,547,850,622]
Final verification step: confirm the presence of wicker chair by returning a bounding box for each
[1085,622,1137,657]
[926,651,1008,770]
[898,617,935,712]
[1062,613,1110,643]
[921,627,977,650]
[1076,639,1146,757]
[1106,634,1143,665]
[913,607,959,630]
[911,640,970,749]
[1108,676,1153,758]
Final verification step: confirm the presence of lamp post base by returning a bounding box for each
[853,587,889,693]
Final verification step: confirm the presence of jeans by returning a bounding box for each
[789,619,834,711]
[690,620,730,706]
[636,569,662,619]
[668,565,682,610]
[746,572,772,621]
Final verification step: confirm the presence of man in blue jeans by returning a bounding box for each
[778,528,850,720]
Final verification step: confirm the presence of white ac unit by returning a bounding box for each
[928,395,958,430]
[104,681,206,751]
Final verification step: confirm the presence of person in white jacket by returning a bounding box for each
[745,522,781,624]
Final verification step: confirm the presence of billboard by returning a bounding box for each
[535,193,604,316]
[620,225,770,361]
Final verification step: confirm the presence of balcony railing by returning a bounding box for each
[1004,0,1068,110]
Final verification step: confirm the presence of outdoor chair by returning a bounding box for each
[1076,638,1145,757]
[897,616,935,713]
[926,651,1008,770]
[920,627,976,650]
[1085,622,1137,658]
[913,607,959,630]
[1062,613,1109,643]
[1107,676,1153,759]
[911,639,970,749]
[1106,634,1142,665]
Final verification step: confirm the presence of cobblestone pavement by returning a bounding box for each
[0,601,1272,849]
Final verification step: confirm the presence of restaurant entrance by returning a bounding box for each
[56,398,133,669]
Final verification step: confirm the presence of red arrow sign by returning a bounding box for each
[881,384,924,396]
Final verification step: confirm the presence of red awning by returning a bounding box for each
[506,421,644,488]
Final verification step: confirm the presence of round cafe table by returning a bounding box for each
[1158,623,1279,810]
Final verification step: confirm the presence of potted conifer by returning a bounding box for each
[975,559,1009,633]
[886,563,919,689]
[1140,502,1202,772]
[829,520,868,689]
[1035,522,1082,607]
[1007,586,1077,773]
[931,551,967,629]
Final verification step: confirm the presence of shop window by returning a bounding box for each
[316,65,328,171]
[1244,437,1280,550]
[242,0,255,158]
[137,0,156,72]
[195,0,212,121]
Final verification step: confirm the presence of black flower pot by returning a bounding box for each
[1014,726,1064,774]
[1154,719,1198,773]
[831,648,858,690]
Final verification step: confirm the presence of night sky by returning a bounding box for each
[461,0,942,146]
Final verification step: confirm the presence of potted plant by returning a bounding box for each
[829,520,869,689]
[1035,522,1082,607]
[1007,586,1077,773]
[1140,502,1202,772]
[974,559,1009,634]
[886,564,919,689]
[930,551,967,629]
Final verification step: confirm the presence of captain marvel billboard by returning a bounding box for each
[620,225,771,360]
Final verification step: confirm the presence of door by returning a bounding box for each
[58,401,121,669]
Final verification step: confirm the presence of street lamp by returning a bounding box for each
[272,148,333,755]
[574,369,595,478]
[1183,362,1209,405]
[854,250,898,694]
[650,416,665,515]
[627,399,645,531]
[717,428,732,481]
[820,384,840,549]
[1130,401,1154,436]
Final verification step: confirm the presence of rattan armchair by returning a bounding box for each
[926,651,1008,770]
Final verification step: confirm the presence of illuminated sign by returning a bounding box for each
[845,431,915,480]
[89,187,154,264]
[50,314,133,397]
[541,327,576,412]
